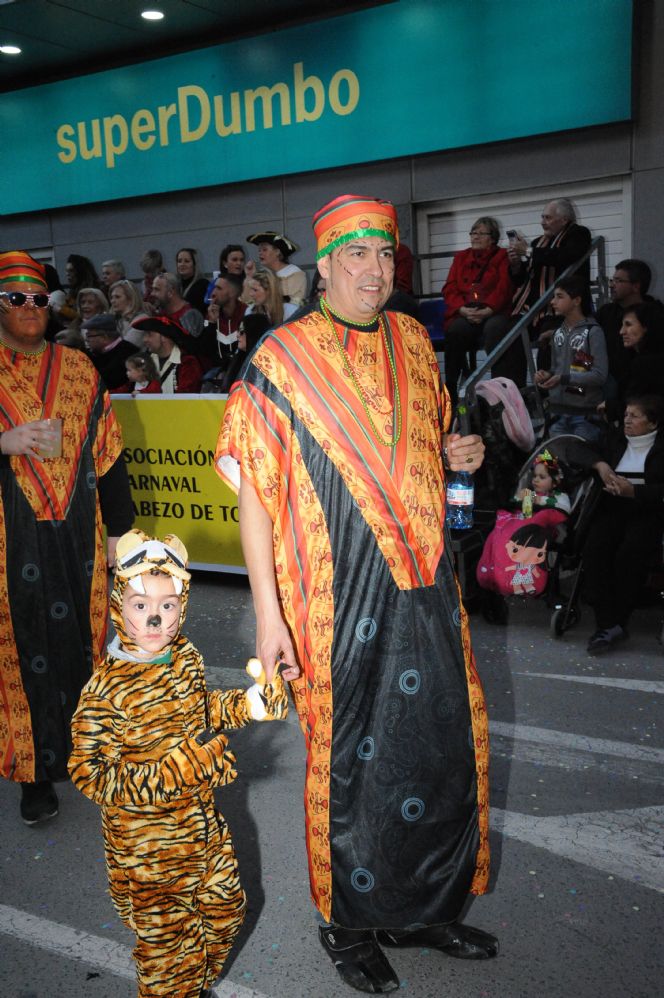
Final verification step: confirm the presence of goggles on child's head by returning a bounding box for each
[115,531,191,594]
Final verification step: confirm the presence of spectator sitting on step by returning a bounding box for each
[572,395,664,655]
[507,198,592,385]
[175,247,209,317]
[57,286,110,347]
[219,244,246,279]
[109,279,152,348]
[535,275,607,442]
[82,313,137,390]
[100,259,127,298]
[133,315,204,394]
[60,253,101,324]
[245,231,307,305]
[245,267,297,327]
[151,272,204,340]
[203,273,246,367]
[601,301,664,422]
[442,216,513,408]
[596,259,664,395]
[139,249,165,304]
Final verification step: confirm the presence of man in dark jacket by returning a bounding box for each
[82,313,136,390]
[595,259,664,387]
[503,198,592,384]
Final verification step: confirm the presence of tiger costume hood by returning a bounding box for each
[110,529,191,655]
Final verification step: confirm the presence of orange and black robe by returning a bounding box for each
[0,342,127,783]
[216,304,490,930]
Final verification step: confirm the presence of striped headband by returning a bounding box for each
[0,251,47,288]
[313,194,399,260]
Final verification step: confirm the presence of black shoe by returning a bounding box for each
[20,780,59,826]
[587,626,628,656]
[200,990,215,997]
[377,921,499,960]
[319,925,400,993]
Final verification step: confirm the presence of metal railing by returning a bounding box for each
[456,235,607,436]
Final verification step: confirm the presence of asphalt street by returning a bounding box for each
[1,571,662,998]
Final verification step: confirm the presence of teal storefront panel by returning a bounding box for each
[0,0,632,214]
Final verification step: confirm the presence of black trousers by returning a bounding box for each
[582,494,662,629]
[444,314,511,406]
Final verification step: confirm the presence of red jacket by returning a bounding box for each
[442,246,512,329]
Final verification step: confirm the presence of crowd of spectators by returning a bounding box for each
[38,234,313,394]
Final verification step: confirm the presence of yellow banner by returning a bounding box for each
[112,396,244,572]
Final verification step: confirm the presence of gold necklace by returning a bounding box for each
[320,297,402,448]
[0,335,47,356]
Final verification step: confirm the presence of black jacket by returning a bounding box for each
[572,427,664,511]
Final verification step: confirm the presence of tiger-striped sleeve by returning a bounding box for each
[207,688,252,731]
[69,692,237,806]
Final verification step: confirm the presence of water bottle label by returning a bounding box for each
[447,487,474,505]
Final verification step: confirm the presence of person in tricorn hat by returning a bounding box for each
[132,315,204,394]
[0,250,133,826]
[81,312,136,390]
[217,195,496,993]
[245,230,307,305]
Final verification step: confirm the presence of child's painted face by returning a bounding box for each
[121,572,181,658]
[505,540,547,565]
[532,462,554,494]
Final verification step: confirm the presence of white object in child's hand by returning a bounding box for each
[245,657,267,720]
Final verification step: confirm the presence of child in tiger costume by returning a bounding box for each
[69,529,288,998]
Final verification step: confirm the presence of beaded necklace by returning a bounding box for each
[0,335,47,357]
[320,296,402,448]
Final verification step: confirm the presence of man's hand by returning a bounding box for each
[256,612,300,682]
[444,432,485,473]
[0,420,57,461]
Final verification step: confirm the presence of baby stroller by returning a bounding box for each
[475,434,598,631]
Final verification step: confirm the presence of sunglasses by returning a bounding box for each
[0,291,51,308]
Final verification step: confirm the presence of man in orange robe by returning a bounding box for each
[0,251,132,825]
[216,196,497,993]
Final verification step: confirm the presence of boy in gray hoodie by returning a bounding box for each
[535,275,608,441]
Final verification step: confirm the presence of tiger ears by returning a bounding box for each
[115,529,150,566]
[163,534,189,568]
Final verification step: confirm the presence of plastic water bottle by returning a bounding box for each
[446,471,474,529]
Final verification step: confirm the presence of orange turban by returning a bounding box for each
[0,251,47,288]
[313,194,399,260]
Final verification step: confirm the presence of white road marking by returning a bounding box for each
[492,805,664,893]
[490,720,664,765]
[0,903,271,998]
[516,672,664,694]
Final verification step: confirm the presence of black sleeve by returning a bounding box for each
[98,455,134,535]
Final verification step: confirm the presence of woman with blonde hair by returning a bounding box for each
[109,279,151,347]
[245,268,297,327]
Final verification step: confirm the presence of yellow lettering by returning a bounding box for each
[56,124,77,164]
[131,109,156,151]
[294,62,324,122]
[328,68,360,116]
[103,114,129,168]
[157,103,177,146]
[213,92,242,137]
[244,82,291,132]
[77,119,102,160]
[178,85,211,143]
